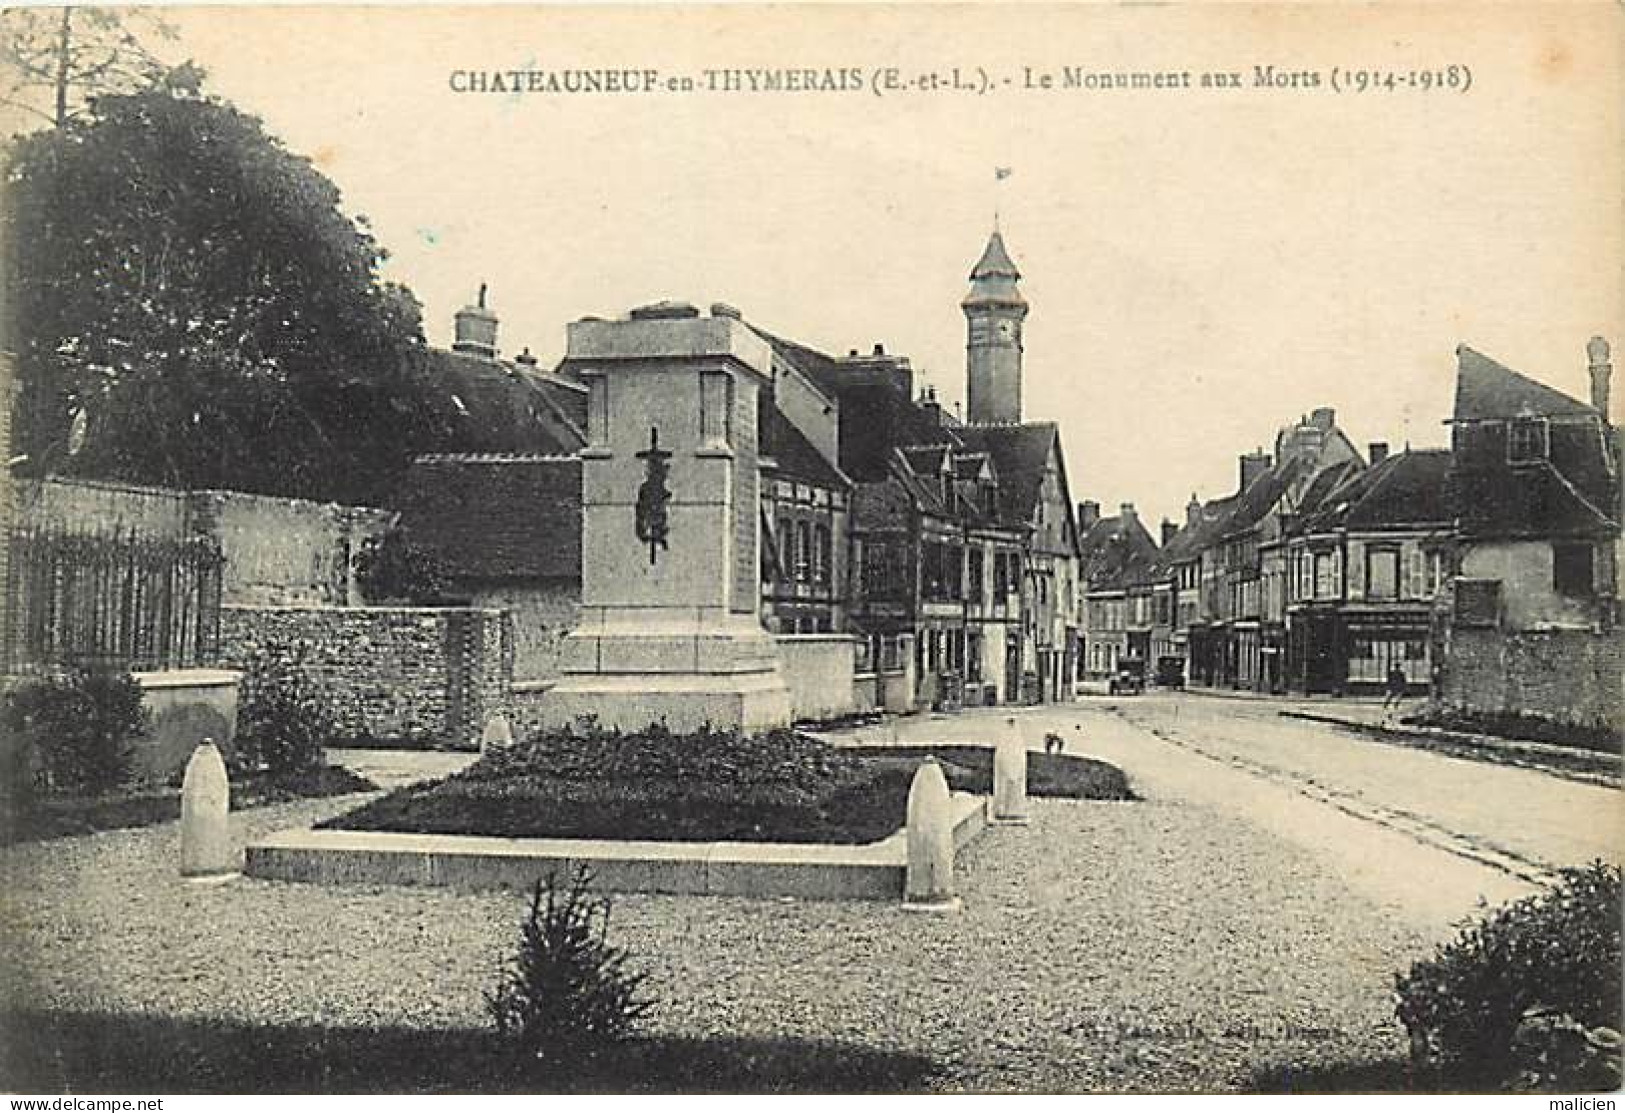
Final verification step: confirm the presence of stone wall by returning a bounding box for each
[189,489,394,607]
[12,478,393,608]
[464,579,579,683]
[15,476,190,539]
[219,604,511,749]
[1440,626,1624,730]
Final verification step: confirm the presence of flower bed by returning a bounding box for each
[1,764,375,847]
[320,723,1132,844]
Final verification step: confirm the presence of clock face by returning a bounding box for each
[997,320,1015,340]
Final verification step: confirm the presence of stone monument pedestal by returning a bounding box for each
[539,305,791,735]
[548,607,791,733]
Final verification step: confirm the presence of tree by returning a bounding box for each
[0,6,180,131]
[3,81,445,504]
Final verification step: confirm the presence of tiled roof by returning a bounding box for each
[1449,346,1620,540]
[1293,459,1364,524]
[411,348,587,456]
[747,328,836,395]
[892,447,950,517]
[761,404,848,490]
[1300,449,1451,532]
[1451,461,1618,539]
[1453,345,1597,422]
[1078,513,1160,592]
[900,444,952,476]
[393,455,582,580]
[531,373,589,436]
[956,422,1057,529]
[1221,452,1313,537]
[1161,494,1240,563]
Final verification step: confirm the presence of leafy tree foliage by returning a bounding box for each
[2,666,146,795]
[4,80,444,504]
[0,5,180,131]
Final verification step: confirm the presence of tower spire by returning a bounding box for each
[962,226,1027,424]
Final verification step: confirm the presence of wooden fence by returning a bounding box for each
[2,525,225,674]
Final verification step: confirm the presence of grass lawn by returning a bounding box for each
[0,1009,940,1094]
[0,763,375,847]
[322,725,1134,844]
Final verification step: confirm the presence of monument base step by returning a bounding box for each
[537,671,792,733]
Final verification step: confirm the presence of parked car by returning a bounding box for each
[1154,655,1186,689]
[1108,656,1146,695]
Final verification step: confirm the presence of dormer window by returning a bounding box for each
[1507,416,1549,464]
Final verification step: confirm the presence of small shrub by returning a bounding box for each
[486,867,654,1065]
[1,668,146,795]
[233,646,333,777]
[1395,861,1622,1089]
[353,526,449,605]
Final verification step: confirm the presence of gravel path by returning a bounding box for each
[1,780,1429,1092]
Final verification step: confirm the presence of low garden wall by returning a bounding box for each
[132,668,242,781]
[776,634,864,722]
[219,604,512,749]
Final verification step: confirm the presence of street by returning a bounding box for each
[832,692,1623,938]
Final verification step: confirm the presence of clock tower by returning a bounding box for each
[962,229,1028,424]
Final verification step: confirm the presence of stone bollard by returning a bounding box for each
[180,738,235,881]
[903,758,959,912]
[481,713,515,753]
[992,716,1030,825]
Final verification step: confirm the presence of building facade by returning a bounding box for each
[1281,447,1453,694]
[1436,342,1621,728]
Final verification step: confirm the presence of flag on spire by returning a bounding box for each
[995,167,1013,180]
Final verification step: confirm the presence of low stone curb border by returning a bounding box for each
[245,792,989,901]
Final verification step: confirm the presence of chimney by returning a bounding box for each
[1588,336,1612,423]
[709,302,742,320]
[453,284,498,358]
[1119,502,1137,530]
[1240,450,1272,491]
[873,342,886,357]
[1186,493,1201,526]
[1310,406,1335,431]
[1077,500,1100,530]
[1161,519,1178,547]
[920,384,942,425]
[1368,442,1389,465]
[514,347,538,369]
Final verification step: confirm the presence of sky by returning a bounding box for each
[57,3,1625,525]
